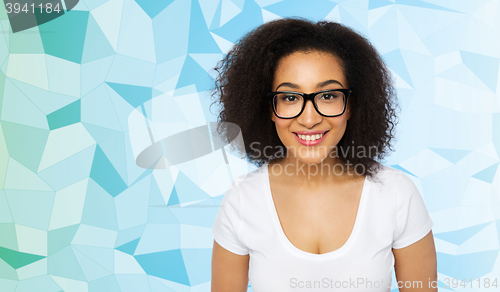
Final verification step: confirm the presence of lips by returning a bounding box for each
[293,130,329,135]
[292,130,329,146]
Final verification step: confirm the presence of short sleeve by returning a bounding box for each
[392,173,434,249]
[212,183,249,255]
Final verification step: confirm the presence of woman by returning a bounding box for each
[211,18,437,291]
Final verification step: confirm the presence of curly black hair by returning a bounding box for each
[211,18,398,177]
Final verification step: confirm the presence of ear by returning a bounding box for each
[270,104,276,123]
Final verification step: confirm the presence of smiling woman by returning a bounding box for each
[271,51,350,166]
[210,18,437,292]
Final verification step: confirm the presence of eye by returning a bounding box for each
[319,91,341,100]
[281,94,300,102]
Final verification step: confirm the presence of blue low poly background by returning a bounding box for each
[0,0,499,291]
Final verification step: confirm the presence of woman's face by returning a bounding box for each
[271,50,350,165]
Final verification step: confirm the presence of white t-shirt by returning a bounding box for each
[212,162,434,291]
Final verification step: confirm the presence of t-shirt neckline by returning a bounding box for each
[262,161,369,260]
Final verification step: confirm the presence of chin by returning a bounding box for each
[291,150,330,166]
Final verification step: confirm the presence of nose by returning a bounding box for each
[296,100,322,128]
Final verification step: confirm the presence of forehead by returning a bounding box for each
[273,50,347,88]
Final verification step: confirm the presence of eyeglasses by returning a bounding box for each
[268,89,351,119]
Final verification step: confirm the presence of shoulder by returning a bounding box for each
[225,163,268,200]
[366,164,421,200]
[368,163,414,187]
[220,163,270,233]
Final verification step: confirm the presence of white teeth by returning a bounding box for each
[297,133,324,141]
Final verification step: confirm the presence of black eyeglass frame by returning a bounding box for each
[267,89,352,119]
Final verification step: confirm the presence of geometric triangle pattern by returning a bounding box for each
[46,99,81,130]
[0,0,499,290]
[115,238,140,256]
[434,222,491,246]
[0,246,46,269]
[472,162,499,183]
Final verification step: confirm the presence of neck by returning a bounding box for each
[269,155,356,187]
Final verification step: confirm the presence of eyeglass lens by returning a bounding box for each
[273,91,346,118]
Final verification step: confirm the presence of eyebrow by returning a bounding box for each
[275,79,344,91]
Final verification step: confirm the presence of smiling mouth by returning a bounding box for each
[294,131,328,141]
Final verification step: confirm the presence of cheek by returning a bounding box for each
[327,117,349,136]
[274,120,293,137]
[333,114,349,125]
